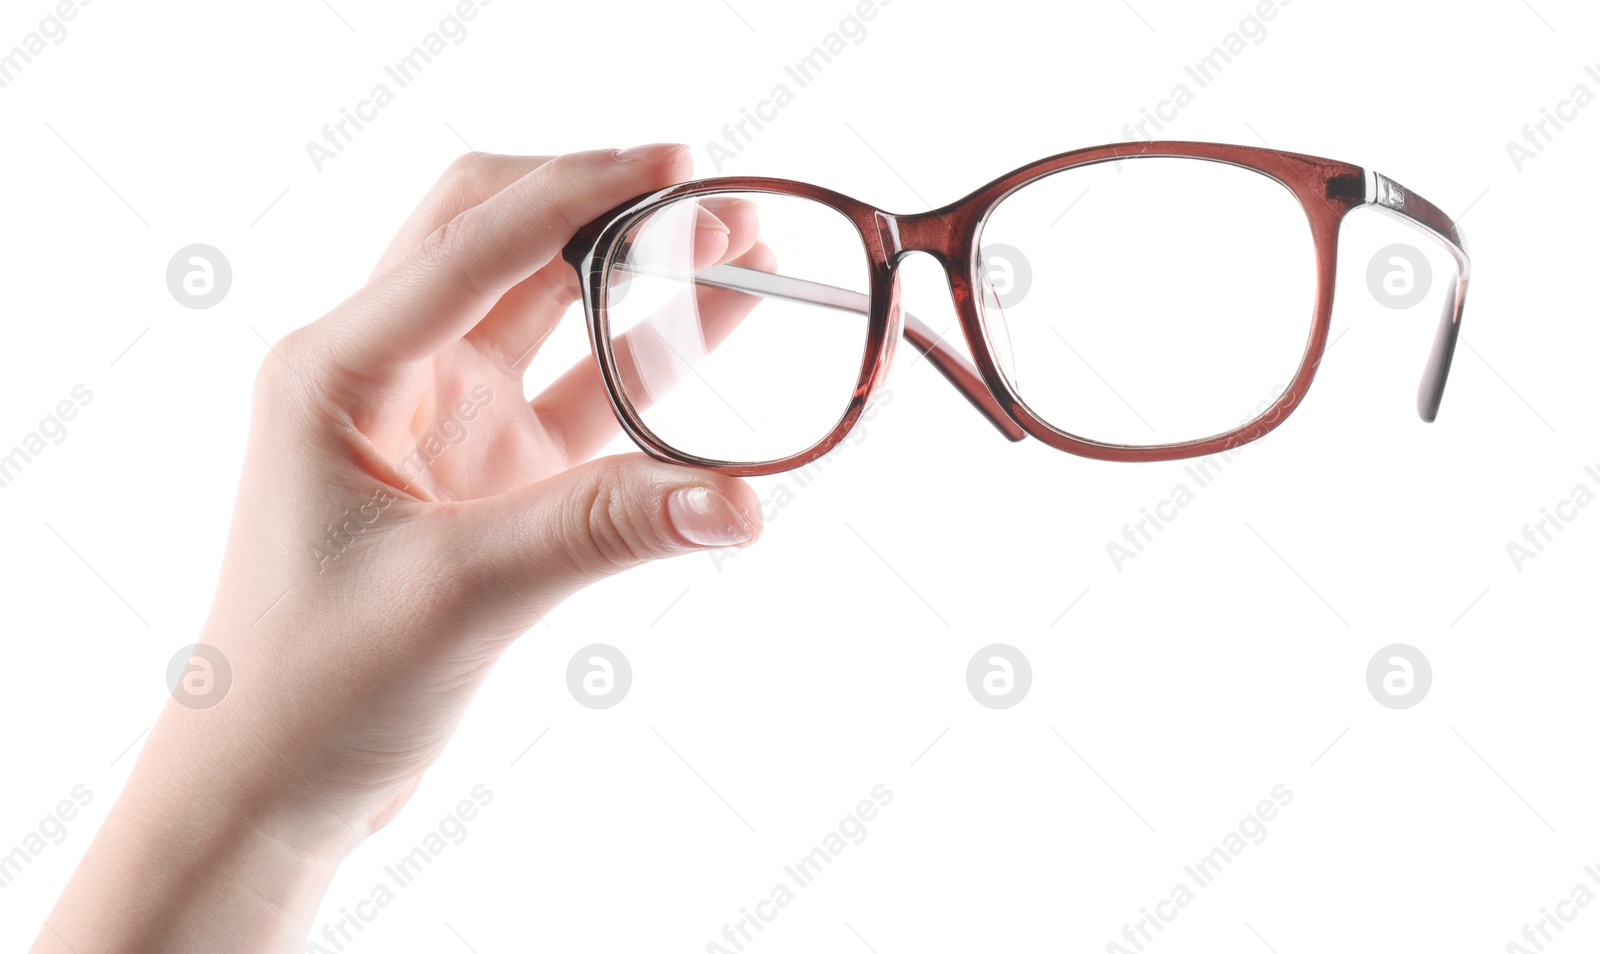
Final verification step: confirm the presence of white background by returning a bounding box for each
[2,0,1597,951]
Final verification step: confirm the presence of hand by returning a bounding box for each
[36,145,767,952]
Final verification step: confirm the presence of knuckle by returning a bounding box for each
[523,154,588,234]
[255,325,353,422]
[252,327,315,395]
[415,210,487,300]
[418,210,466,261]
[570,471,657,573]
[442,151,490,187]
[249,328,336,429]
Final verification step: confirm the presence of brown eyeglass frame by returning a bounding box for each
[562,141,1471,478]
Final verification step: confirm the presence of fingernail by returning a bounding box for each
[668,486,753,548]
[615,143,689,162]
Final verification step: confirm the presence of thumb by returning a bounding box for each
[457,454,762,609]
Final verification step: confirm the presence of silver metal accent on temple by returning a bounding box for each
[1368,171,1408,212]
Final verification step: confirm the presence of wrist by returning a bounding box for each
[138,699,368,859]
[34,704,364,953]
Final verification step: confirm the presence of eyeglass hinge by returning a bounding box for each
[1366,170,1407,212]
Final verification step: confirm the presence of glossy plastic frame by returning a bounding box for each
[562,141,1470,477]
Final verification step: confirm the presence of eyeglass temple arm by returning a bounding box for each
[1365,172,1472,423]
[615,261,1026,441]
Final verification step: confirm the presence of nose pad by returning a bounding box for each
[865,271,903,408]
[980,269,1018,389]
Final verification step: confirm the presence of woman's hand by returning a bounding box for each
[35,145,766,952]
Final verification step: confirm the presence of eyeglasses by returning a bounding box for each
[562,141,1470,476]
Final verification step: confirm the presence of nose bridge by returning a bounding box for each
[872,208,966,271]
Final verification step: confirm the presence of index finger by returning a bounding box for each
[369,153,554,279]
[314,144,695,384]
